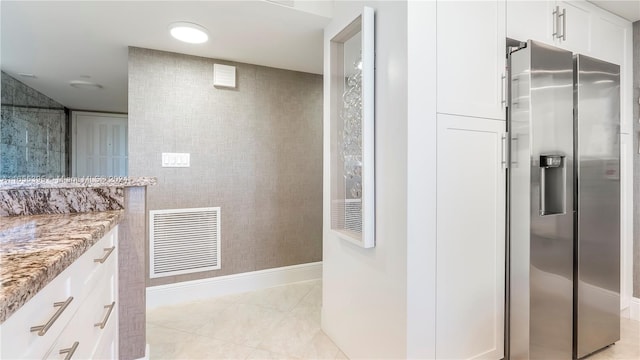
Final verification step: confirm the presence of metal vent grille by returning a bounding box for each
[150,207,221,278]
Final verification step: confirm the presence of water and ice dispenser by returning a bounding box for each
[539,154,566,216]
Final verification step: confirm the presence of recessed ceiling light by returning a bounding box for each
[69,80,103,89]
[169,21,209,44]
[18,73,36,78]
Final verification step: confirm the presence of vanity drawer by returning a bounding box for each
[74,227,118,293]
[1,264,80,359]
[0,225,119,360]
[44,270,117,360]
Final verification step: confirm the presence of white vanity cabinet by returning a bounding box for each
[0,226,119,360]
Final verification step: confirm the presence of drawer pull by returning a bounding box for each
[94,246,116,263]
[94,301,116,329]
[59,341,79,360]
[30,297,74,336]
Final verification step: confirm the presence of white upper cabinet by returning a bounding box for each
[506,0,554,44]
[507,0,632,133]
[507,0,591,53]
[556,1,592,53]
[437,0,506,121]
[591,13,626,65]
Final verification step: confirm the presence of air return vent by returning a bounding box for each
[150,207,221,278]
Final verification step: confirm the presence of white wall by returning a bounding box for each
[406,1,438,358]
[321,1,409,358]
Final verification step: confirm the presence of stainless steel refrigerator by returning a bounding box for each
[508,40,620,360]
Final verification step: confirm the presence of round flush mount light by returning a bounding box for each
[169,21,209,44]
[69,80,103,89]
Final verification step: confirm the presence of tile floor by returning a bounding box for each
[584,317,640,360]
[147,279,347,359]
[147,279,640,359]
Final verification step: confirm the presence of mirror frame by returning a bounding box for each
[328,6,375,248]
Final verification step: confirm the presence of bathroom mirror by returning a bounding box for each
[329,7,375,248]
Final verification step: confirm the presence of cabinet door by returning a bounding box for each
[591,13,626,65]
[506,0,554,44]
[620,134,633,309]
[557,1,591,53]
[436,114,506,360]
[590,11,631,134]
[437,1,506,121]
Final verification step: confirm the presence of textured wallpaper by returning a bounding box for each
[633,21,639,298]
[128,47,323,286]
[0,72,67,178]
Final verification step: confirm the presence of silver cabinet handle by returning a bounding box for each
[94,301,116,329]
[59,341,79,360]
[30,297,74,336]
[94,246,115,263]
[552,6,560,39]
[560,8,566,40]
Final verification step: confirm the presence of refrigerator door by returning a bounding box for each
[509,40,574,360]
[574,54,620,359]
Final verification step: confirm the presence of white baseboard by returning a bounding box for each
[631,297,640,321]
[146,262,322,309]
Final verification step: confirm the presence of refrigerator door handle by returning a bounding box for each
[511,135,519,168]
[560,8,567,41]
[501,73,506,108]
[552,6,560,39]
[501,133,508,169]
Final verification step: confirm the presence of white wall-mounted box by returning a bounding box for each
[213,64,236,88]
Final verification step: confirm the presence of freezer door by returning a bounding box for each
[574,54,620,359]
[509,40,574,360]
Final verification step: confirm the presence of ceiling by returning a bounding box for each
[1,1,331,113]
[589,0,640,22]
[2,1,638,114]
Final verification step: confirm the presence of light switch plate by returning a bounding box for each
[162,153,190,167]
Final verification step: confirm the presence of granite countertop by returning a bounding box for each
[0,176,157,190]
[0,210,123,324]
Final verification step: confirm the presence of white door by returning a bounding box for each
[436,114,506,360]
[73,112,128,177]
[437,0,506,121]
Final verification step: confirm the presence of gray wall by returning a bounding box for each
[0,72,67,178]
[128,47,323,287]
[633,21,639,298]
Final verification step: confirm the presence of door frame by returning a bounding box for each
[71,111,128,177]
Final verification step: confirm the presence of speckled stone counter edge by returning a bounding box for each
[0,211,123,323]
[0,187,124,216]
[0,176,157,190]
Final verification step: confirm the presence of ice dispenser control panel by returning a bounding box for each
[539,155,566,216]
[541,155,563,168]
